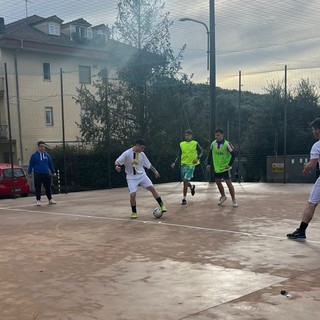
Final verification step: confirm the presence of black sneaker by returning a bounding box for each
[181,199,187,205]
[287,229,306,240]
[191,185,196,196]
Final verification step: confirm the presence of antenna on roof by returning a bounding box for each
[25,0,28,18]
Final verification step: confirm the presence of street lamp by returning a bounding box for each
[179,8,216,141]
[178,18,209,71]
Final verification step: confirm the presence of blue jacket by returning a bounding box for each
[28,151,55,175]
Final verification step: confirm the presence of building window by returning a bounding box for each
[48,22,60,36]
[86,27,92,39]
[79,66,91,84]
[45,107,53,126]
[76,26,87,38]
[43,63,51,80]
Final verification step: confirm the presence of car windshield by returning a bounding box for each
[3,168,25,178]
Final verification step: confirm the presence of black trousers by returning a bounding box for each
[34,173,52,201]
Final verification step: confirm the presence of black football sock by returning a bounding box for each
[299,222,308,231]
[156,197,163,206]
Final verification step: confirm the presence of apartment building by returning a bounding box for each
[0,15,152,165]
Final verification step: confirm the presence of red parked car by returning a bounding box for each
[0,163,30,197]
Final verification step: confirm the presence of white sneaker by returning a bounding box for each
[232,200,238,208]
[49,199,57,205]
[218,195,227,205]
[36,200,41,206]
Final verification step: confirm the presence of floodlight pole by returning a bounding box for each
[178,18,209,71]
[209,0,216,139]
[283,65,287,184]
[179,1,216,140]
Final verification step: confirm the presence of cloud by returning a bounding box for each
[1,0,320,93]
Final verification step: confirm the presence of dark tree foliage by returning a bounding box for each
[242,79,320,181]
[73,2,320,185]
[76,0,188,153]
[112,0,186,142]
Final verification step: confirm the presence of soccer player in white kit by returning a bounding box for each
[115,139,167,219]
[287,118,320,240]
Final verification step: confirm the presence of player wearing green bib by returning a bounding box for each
[171,129,203,205]
[206,128,238,207]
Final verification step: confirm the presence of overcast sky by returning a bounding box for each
[1,0,320,93]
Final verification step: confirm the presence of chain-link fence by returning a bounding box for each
[1,0,320,193]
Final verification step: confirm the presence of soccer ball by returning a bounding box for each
[153,207,163,218]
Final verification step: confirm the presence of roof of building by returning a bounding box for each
[3,15,111,50]
[0,15,163,66]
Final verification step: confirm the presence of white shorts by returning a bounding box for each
[127,174,153,193]
[309,178,320,204]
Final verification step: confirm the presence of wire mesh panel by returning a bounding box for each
[0,0,319,189]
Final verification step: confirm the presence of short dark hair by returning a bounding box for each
[214,128,224,134]
[135,139,146,146]
[185,129,193,135]
[37,141,45,146]
[310,118,320,130]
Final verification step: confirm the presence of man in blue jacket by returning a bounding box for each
[28,141,57,206]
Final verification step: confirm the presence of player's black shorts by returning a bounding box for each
[214,170,232,180]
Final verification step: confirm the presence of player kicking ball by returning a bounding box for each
[115,139,167,219]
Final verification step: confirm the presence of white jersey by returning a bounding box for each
[308,140,320,204]
[116,148,151,178]
[310,140,320,164]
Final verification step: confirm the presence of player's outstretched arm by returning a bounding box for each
[150,165,160,178]
[171,149,181,168]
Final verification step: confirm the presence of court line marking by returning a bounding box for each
[1,206,320,244]
[0,195,127,209]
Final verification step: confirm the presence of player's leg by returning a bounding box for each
[42,174,51,200]
[215,178,224,196]
[129,192,138,219]
[129,192,137,207]
[127,178,139,219]
[302,202,317,224]
[186,166,196,196]
[142,175,166,212]
[287,179,320,239]
[180,165,188,205]
[304,178,320,223]
[225,177,237,207]
[146,185,159,199]
[186,167,196,196]
[215,174,227,205]
[34,173,42,205]
[190,182,196,196]
[42,174,56,204]
[183,180,188,197]
[287,201,316,240]
[181,166,195,204]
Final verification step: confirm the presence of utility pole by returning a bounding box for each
[238,71,242,182]
[209,0,216,138]
[60,68,68,193]
[4,63,16,198]
[25,0,28,18]
[283,65,287,183]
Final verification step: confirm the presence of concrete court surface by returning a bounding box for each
[0,182,320,320]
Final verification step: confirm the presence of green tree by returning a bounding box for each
[241,79,320,181]
[76,0,187,151]
[113,0,186,140]
[287,79,320,154]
